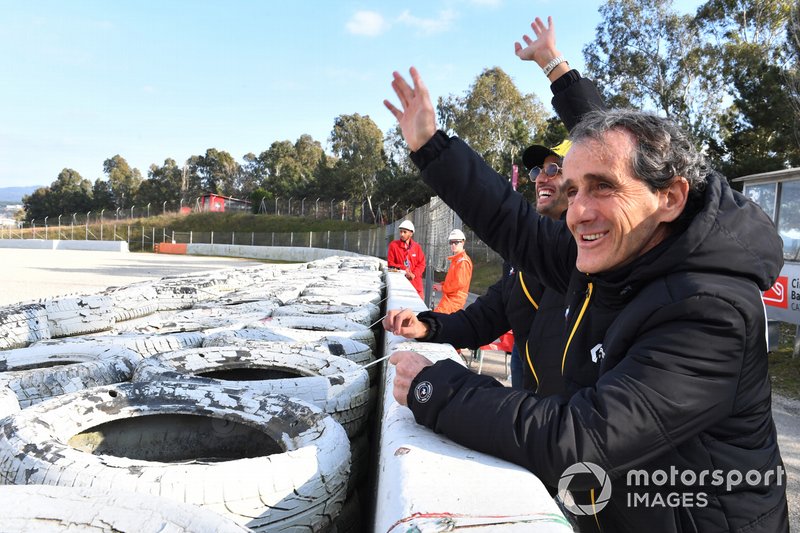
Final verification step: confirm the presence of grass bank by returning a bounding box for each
[771,322,800,399]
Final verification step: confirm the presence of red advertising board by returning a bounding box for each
[764,276,788,309]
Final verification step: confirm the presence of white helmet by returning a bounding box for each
[448,229,466,241]
[399,220,415,233]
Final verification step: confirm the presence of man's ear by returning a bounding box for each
[659,176,689,223]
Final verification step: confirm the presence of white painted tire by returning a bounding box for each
[0,380,350,532]
[28,331,205,358]
[0,383,20,420]
[294,292,385,307]
[0,303,50,349]
[0,484,250,532]
[102,282,160,322]
[272,303,380,326]
[133,346,371,437]
[112,306,267,335]
[201,331,377,382]
[0,344,142,407]
[248,316,376,351]
[150,275,229,310]
[203,331,374,365]
[45,295,116,337]
[231,283,310,305]
[302,286,383,305]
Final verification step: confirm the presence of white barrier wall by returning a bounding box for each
[374,271,572,532]
[0,240,128,252]
[185,243,362,262]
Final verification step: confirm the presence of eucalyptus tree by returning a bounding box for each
[329,113,386,221]
[437,67,548,177]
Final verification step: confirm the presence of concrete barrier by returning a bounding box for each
[0,240,128,252]
[185,243,363,262]
[0,239,56,249]
[374,271,571,532]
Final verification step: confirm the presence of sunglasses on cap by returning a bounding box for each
[529,162,563,179]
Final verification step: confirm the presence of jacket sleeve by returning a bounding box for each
[550,70,606,131]
[412,133,575,293]
[419,275,510,349]
[407,295,748,487]
[386,241,404,270]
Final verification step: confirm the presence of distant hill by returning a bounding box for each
[0,186,41,203]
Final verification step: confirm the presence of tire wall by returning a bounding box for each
[0,254,385,532]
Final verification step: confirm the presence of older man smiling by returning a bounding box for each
[383,64,788,532]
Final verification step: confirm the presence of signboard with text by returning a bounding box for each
[763,263,800,324]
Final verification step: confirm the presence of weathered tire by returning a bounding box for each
[113,307,267,335]
[102,282,160,322]
[0,303,50,349]
[201,331,377,382]
[0,484,250,532]
[150,275,231,310]
[0,380,350,532]
[0,384,20,420]
[293,291,385,307]
[28,331,205,358]
[248,316,376,351]
[0,344,142,407]
[272,303,380,326]
[203,331,374,365]
[45,295,116,337]
[301,286,383,305]
[133,345,371,437]
[223,283,309,305]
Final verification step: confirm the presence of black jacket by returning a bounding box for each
[418,264,567,396]
[416,70,605,397]
[406,132,788,532]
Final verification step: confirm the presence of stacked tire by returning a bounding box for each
[0,255,387,532]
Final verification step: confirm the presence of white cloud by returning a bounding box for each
[396,9,457,36]
[345,11,389,37]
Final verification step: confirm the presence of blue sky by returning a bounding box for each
[0,0,702,189]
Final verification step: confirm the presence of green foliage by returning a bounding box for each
[439,67,548,176]
[695,0,799,176]
[135,158,184,212]
[583,0,718,139]
[187,148,239,196]
[103,155,142,208]
[249,188,270,213]
[584,0,800,179]
[329,113,387,219]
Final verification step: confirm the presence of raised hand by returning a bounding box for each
[514,16,561,67]
[383,67,437,152]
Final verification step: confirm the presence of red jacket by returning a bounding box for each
[387,238,426,298]
[434,250,472,314]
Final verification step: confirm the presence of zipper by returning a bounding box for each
[561,282,593,374]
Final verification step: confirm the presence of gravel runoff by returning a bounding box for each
[0,247,796,527]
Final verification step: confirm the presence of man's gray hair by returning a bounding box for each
[569,109,708,194]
